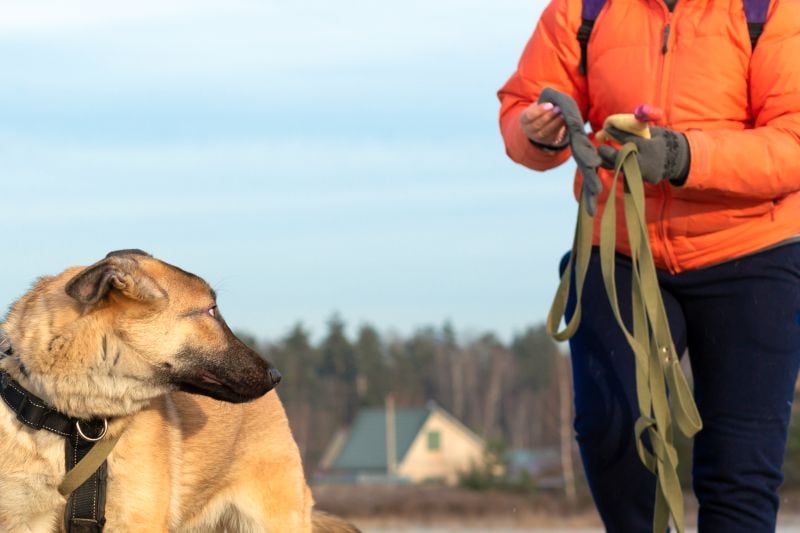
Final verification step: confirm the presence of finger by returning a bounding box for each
[537,117,567,142]
[603,126,639,144]
[580,168,603,195]
[556,124,567,140]
[580,170,602,216]
[571,134,602,168]
[521,106,563,136]
[598,145,618,169]
[537,88,587,136]
[582,187,598,217]
[522,108,566,144]
[521,102,554,123]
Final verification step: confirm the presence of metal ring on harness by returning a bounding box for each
[76,419,108,442]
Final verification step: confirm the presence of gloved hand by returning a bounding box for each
[597,126,690,185]
[537,88,603,215]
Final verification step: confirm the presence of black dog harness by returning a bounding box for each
[0,343,111,533]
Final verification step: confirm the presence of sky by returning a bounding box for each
[0,0,578,343]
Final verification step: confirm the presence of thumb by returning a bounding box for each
[602,126,641,145]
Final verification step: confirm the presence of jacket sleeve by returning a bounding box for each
[497,0,587,171]
[682,0,800,200]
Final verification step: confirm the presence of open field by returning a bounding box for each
[313,484,800,532]
[313,484,599,530]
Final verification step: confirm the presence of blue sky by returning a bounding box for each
[1,0,577,343]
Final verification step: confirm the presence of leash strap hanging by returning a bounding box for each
[547,144,702,533]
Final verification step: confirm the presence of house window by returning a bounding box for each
[427,430,441,451]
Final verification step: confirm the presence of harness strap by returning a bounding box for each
[64,430,112,532]
[0,373,74,436]
[0,369,119,532]
[547,144,702,533]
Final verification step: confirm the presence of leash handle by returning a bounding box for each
[594,105,663,142]
[546,143,701,533]
[603,144,701,533]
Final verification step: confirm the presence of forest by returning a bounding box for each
[238,315,569,479]
[240,315,800,491]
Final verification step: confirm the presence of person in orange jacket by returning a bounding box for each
[498,0,800,531]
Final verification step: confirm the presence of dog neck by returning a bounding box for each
[0,346,134,443]
[0,340,35,395]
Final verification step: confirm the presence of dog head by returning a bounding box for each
[0,250,280,419]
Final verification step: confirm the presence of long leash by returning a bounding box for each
[547,143,702,533]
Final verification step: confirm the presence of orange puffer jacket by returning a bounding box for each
[498,0,800,273]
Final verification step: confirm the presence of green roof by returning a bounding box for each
[331,407,431,471]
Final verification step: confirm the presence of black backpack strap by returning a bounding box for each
[744,0,771,50]
[577,0,607,75]
[578,0,770,76]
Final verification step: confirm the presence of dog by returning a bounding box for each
[0,249,359,532]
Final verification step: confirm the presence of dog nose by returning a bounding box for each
[268,367,282,387]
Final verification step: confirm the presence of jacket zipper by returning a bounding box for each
[655,3,679,273]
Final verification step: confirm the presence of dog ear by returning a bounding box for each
[65,257,165,305]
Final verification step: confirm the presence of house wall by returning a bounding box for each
[397,411,484,485]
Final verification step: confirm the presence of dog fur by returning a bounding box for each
[0,250,359,532]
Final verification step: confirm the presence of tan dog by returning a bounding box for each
[0,250,358,532]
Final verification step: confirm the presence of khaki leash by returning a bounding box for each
[547,143,702,533]
[58,429,123,497]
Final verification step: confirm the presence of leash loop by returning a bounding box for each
[546,142,702,533]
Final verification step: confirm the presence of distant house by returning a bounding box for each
[507,447,564,489]
[318,401,485,485]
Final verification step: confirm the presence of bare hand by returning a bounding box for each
[520,102,567,146]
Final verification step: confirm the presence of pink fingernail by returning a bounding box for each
[541,102,554,111]
[553,106,561,114]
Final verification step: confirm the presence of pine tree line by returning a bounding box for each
[238,315,567,476]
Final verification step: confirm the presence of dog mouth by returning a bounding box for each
[173,370,257,403]
[168,345,280,404]
[199,370,225,387]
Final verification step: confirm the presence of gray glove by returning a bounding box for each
[537,88,603,215]
[598,126,690,185]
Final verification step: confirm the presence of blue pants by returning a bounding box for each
[562,243,800,532]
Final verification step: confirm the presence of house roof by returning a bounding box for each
[508,447,560,470]
[331,406,431,471]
